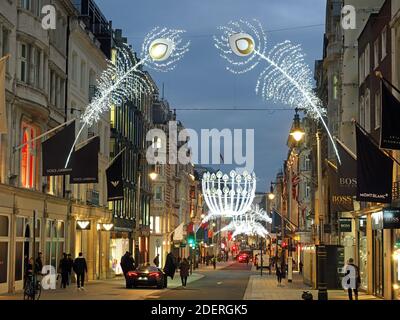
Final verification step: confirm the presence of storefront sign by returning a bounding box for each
[76,220,91,230]
[339,219,352,232]
[383,208,400,229]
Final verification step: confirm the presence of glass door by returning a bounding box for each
[373,229,384,297]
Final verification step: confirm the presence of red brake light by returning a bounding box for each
[149,272,160,278]
[127,271,138,277]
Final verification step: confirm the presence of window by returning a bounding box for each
[305,182,310,198]
[304,155,311,171]
[365,89,371,132]
[333,75,338,100]
[375,89,381,129]
[19,43,28,83]
[155,216,161,234]
[71,52,77,82]
[0,215,9,237]
[33,48,41,88]
[155,186,162,201]
[359,53,365,84]
[374,39,379,69]
[80,60,86,91]
[382,27,387,60]
[20,0,30,10]
[359,96,365,128]
[364,44,370,79]
[21,123,37,189]
[152,136,162,149]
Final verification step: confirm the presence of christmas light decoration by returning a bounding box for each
[64,28,190,168]
[214,19,341,164]
[201,170,256,220]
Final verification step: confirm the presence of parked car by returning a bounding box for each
[126,265,166,289]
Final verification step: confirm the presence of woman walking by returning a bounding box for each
[179,258,190,288]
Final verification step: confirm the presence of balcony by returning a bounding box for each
[86,189,100,206]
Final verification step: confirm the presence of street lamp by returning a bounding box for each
[289,109,305,143]
[149,164,158,181]
[268,183,276,200]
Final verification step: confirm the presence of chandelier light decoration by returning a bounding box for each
[214,19,341,164]
[65,27,190,167]
[201,170,256,221]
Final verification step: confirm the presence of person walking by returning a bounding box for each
[67,254,74,285]
[153,254,160,268]
[59,253,70,289]
[163,252,177,288]
[35,252,43,275]
[299,261,303,275]
[121,251,134,288]
[346,258,361,300]
[73,252,88,290]
[179,258,190,288]
[212,256,217,270]
[276,263,283,286]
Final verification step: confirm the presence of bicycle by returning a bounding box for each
[23,274,42,300]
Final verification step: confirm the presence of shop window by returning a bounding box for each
[0,242,8,284]
[0,216,9,237]
[21,123,37,189]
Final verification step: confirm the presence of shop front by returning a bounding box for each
[110,232,131,276]
[357,215,368,291]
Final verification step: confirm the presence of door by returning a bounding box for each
[0,214,10,293]
[373,229,384,297]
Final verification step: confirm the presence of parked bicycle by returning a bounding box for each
[23,274,42,300]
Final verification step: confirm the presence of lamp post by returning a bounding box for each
[287,109,305,283]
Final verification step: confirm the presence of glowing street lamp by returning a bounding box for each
[289,109,305,143]
[268,183,275,200]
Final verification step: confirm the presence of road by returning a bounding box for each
[146,262,253,300]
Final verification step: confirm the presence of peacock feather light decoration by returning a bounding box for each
[65,27,190,167]
[214,19,341,164]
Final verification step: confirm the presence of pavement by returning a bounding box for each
[244,270,381,300]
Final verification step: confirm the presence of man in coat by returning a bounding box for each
[73,252,88,290]
[164,252,177,280]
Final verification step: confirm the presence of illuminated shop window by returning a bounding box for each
[21,123,37,189]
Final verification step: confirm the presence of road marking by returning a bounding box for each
[147,295,160,299]
[217,282,223,285]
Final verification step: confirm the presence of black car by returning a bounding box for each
[126,265,166,289]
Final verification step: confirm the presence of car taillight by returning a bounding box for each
[127,271,138,277]
[149,272,160,278]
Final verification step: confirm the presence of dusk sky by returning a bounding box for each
[96,0,326,192]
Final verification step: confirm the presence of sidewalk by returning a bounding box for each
[0,272,205,300]
[244,272,380,300]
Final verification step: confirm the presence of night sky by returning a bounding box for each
[96,0,325,192]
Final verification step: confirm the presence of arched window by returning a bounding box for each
[21,123,37,189]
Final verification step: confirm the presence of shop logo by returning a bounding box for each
[341,5,356,30]
[41,5,57,30]
[111,181,120,188]
[341,264,357,290]
[41,265,57,290]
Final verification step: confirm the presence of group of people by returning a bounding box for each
[24,252,88,290]
[58,252,88,290]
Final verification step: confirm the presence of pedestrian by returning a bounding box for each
[299,261,303,274]
[346,258,361,300]
[67,254,74,285]
[164,252,177,282]
[153,254,160,268]
[59,253,69,289]
[73,252,88,290]
[121,251,134,289]
[35,252,43,275]
[254,254,259,269]
[276,263,283,286]
[128,252,136,270]
[212,256,217,270]
[179,258,190,288]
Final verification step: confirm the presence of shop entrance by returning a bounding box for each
[373,229,384,297]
